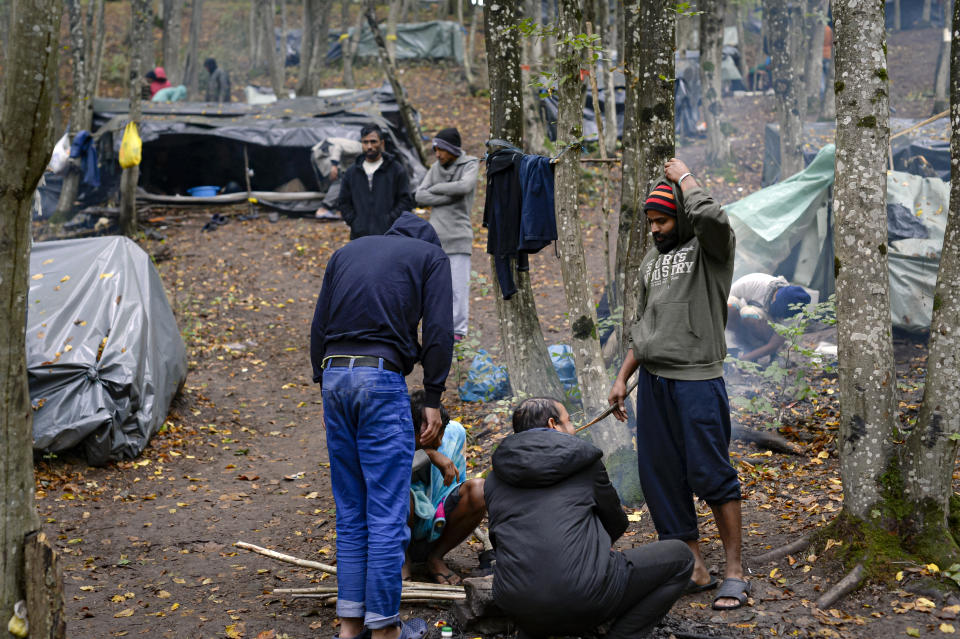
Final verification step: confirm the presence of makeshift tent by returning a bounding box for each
[28,236,188,465]
[726,144,947,332]
[763,117,949,185]
[281,20,465,65]
[37,87,426,218]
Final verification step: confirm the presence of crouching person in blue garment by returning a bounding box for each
[310,212,454,639]
[404,391,485,585]
[484,397,694,639]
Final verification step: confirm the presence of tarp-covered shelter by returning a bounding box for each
[281,20,465,65]
[727,144,946,332]
[763,117,949,185]
[28,236,188,465]
[37,87,426,218]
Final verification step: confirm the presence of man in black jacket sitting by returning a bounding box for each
[484,398,694,639]
[337,125,414,239]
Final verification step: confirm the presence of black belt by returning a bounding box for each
[323,356,401,374]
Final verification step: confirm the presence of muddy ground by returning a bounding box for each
[31,24,960,639]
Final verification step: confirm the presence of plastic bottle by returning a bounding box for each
[440,627,453,639]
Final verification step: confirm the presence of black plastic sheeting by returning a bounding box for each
[28,236,187,465]
[37,87,426,218]
[763,117,950,186]
[888,202,931,242]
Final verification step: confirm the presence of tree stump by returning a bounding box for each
[453,576,511,634]
[25,531,65,639]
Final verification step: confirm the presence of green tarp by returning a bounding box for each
[725,144,947,332]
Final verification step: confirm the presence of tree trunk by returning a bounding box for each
[521,0,547,155]
[483,0,565,402]
[0,0,61,626]
[803,0,827,119]
[893,0,901,30]
[54,0,91,222]
[555,0,610,420]
[821,52,836,120]
[466,4,480,86]
[933,0,952,114]
[24,532,65,638]
[458,0,477,93]
[120,0,148,237]
[250,0,263,67]
[596,0,618,155]
[298,0,331,96]
[183,0,204,99]
[832,0,898,522]
[386,0,401,65]
[86,0,106,105]
[162,0,183,83]
[365,7,429,165]
[700,0,732,163]
[897,0,960,565]
[139,0,156,70]
[734,1,747,79]
[765,0,804,178]
[343,0,363,88]
[922,0,933,24]
[616,0,674,361]
[256,0,285,97]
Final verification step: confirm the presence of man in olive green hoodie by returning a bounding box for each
[609,158,748,611]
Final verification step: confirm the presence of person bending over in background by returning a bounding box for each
[484,397,693,638]
[404,390,485,585]
[727,272,811,363]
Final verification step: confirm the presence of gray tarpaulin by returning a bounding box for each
[726,143,947,332]
[28,236,187,464]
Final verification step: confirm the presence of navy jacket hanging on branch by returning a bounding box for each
[482,149,557,299]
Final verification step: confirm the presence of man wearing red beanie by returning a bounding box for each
[609,158,748,611]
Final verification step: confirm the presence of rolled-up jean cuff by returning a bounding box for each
[365,611,400,629]
[658,528,700,542]
[705,494,741,508]
[337,598,365,619]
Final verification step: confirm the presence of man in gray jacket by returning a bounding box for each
[415,128,478,340]
[203,58,231,103]
[609,158,748,611]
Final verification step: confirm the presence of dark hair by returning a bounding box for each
[203,57,217,71]
[360,124,382,140]
[409,390,450,438]
[512,397,562,433]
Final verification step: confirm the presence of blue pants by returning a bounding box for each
[635,368,741,541]
[322,362,414,629]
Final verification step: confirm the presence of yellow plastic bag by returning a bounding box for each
[118,122,142,169]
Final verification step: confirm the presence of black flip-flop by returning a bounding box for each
[683,575,719,595]
[429,568,462,585]
[712,577,751,610]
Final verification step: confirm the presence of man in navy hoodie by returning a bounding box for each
[310,212,453,639]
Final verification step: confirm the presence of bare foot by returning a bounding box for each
[425,556,461,585]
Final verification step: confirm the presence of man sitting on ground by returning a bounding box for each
[484,397,694,639]
[404,391,485,585]
[727,272,811,362]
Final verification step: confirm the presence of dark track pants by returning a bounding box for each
[635,368,741,541]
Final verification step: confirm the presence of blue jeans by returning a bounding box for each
[322,361,414,629]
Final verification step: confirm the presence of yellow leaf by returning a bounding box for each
[60,276,70,283]
[626,512,642,522]
[173,578,186,584]
[226,623,243,638]
[80,586,95,592]
[896,570,904,581]
[917,597,936,609]
[817,451,830,459]
[114,608,135,618]
[100,272,114,279]
[111,594,125,603]
[928,563,941,573]
[940,623,955,634]
[156,590,171,599]
[907,628,921,637]
[170,603,180,611]
[31,274,43,280]
[769,568,780,578]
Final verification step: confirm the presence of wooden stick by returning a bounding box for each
[575,378,639,432]
[815,562,864,609]
[752,533,811,564]
[274,581,464,595]
[292,592,466,601]
[235,541,338,574]
[579,157,621,163]
[890,109,949,140]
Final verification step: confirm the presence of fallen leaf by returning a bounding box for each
[156,590,171,599]
[941,623,955,634]
[114,608,134,618]
[907,628,921,637]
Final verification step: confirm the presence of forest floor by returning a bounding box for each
[31,16,960,639]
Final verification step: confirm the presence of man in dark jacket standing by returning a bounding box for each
[203,58,231,103]
[609,158,747,611]
[338,125,415,239]
[485,397,693,639]
[310,212,453,639]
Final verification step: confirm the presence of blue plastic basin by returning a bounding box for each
[187,186,219,197]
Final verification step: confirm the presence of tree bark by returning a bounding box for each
[342,0,363,89]
[521,0,547,155]
[466,4,480,87]
[459,0,477,93]
[24,532,65,639]
[365,7,429,165]
[120,0,148,237]
[616,0,674,361]
[700,0,732,163]
[0,0,61,625]
[922,0,933,24]
[86,0,106,106]
[256,0,285,97]
[183,0,204,99]
[484,0,565,402]
[765,0,804,178]
[803,0,827,119]
[162,0,184,84]
[893,0,901,30]
[54,0,91,222]
[555,0,610,420]
[821,50,836,120]
[898,0,960,562]
[596,0,618,155]
[386,0,401,65]
[832,0,898,521]
[933,0,952,114]
[298,0,331,96]
[734,0,747,79]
